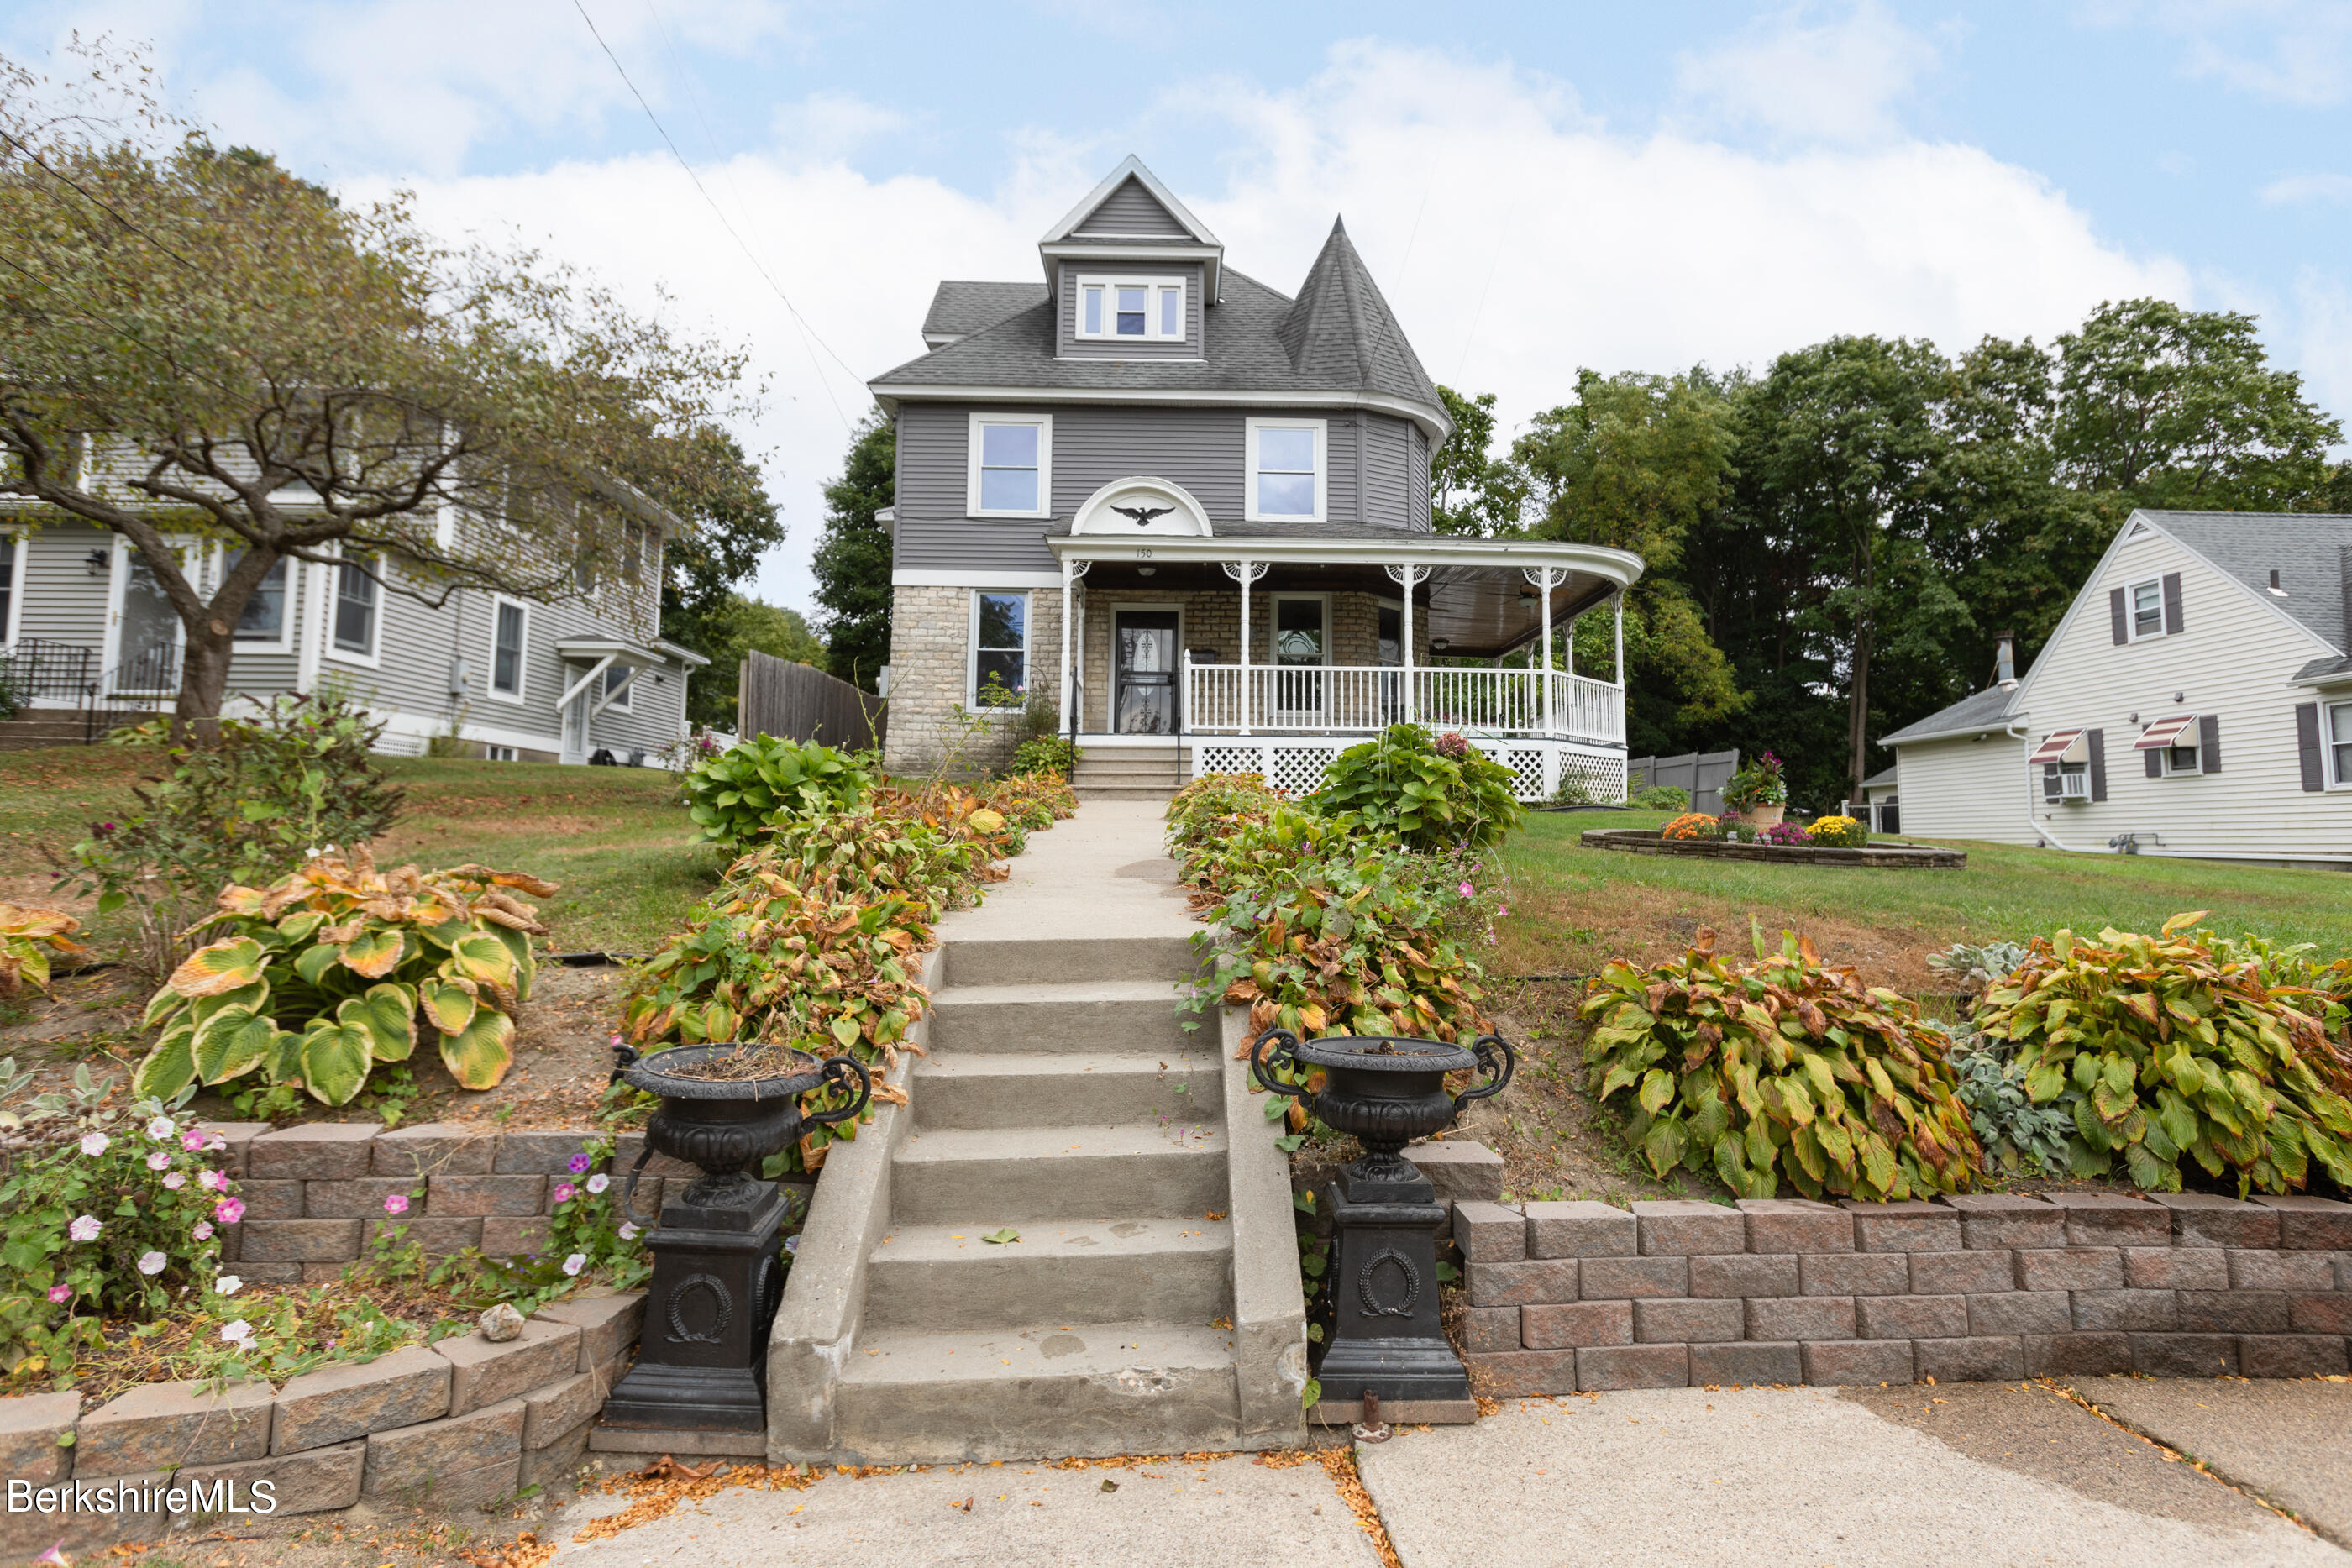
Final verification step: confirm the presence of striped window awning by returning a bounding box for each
[2027,729,2087,764]
[2134,715,2197,751]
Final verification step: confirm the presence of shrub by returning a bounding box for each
[1972,913,2352,1193]
[1717,814,1757,844]
[2,903,86,999]
[1630,784,1689,811]
[1310,724,1522,852]
[683,736,875,851]
[1166,774,1284,865]
[1808,814,1868,848]
[760,809,983,916]
[1580,928,1982,1200]
[1929,1018,2081,1180]
[1719,752,1788,813]
[1926,941,2033,990]
[976,772,1079,832]
[874,781,1027,865]
[58,693,402,978]
[1660,812,1717,842]
[133,847,552,1107]
[1007,736,1079,779]
[1758,821,1809,847]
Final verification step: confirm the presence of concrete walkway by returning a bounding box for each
[932,797,1194,950]
[2069,1376,2352,1547]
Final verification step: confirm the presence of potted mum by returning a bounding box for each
[1719,752,1789,827]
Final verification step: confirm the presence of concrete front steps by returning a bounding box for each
[768,801,1306,1466]
[1072,747,1188,800]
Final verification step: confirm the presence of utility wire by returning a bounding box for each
[0,126,202,273]
[569,0,855,432]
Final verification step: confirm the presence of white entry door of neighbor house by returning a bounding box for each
[560,687,589,763]
[108,542,185,695]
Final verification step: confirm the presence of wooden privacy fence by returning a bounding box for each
[738,652,886,751]
[1626,749,1740,815]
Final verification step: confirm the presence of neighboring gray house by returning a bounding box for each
[869,156,1644,799]
[1,494,705,763]
[1880,510,2352,865]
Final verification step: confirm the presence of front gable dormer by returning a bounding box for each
[1040,156,1221,361]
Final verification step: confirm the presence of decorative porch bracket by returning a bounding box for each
[1383,564,1430,726]
[1523,566,1568,740]
[1221,560,1268,734]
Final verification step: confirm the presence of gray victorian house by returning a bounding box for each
[869,156,1642,799]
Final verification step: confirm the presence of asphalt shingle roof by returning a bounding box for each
[2143,510,2352,654]
[921,282,1047,343]
[1879,684,2020,747]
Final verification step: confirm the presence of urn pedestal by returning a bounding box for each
[601,1043,869,1434]
[1251,1028,1515,1411]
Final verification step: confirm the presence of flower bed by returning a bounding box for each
[1579,828,1965,869]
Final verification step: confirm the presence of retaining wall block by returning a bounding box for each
[491,1130,599,1176]
[519,1422,593,1494]
[76,1379,272,1475]
[1576,1344,1688,1392]
[1910,1250,2016,1295]
[1913,1336,2025,1382]
[361,1218,484,1257]
[1689,1341,1801,1387]
[480,1216,552,1257]
[236,1219,364,1264]
[1522,1200,1635,1259]
[2178,1291,2288,1334]
[530,1292,648,1372]
[2150,1193,2280,1249]
[2226,1250,2336,1293]
[1452,1201,1527,1263]
[1520,1301,1632,1350]
[1736,1198,1851,1256]
[1403,1141,1504,1206]
[521,1371,605,1450]
[1801,1340,1914,1386]
[1462,1350,1578,1398]
[1458,1307,1521,1354]
[373,1123,497,1178]
[1689,1255,1798,1300]
[2072,1289,2181,1333]
[176,1439,365,1520]
[2022,1332,2133,1377]
[1467,1259,1578,1308]
[2122,1247,2227,1291]
[436,1322,580,1417]
[304,1178,427,1219]
[2129,1333,2238,1377]
[361,1398,524,1512]
[1631,1200,1745,1258]
[2288,1293,2352,1334]
[429,1175,548,1218]
[1578,1256,1688,1301]
[1840,1200,1961,1254]
[1746,1295,1854,1342]
[2015,1248,2123,1293]
[191,1122,274,1179]
[1800,1254,1911,1297]
[2252,1194,2352,1251]
[2238,1334,2349,1379]
[1632,1298,1743,1344]
[1942,1194,2062,1251]
[0,1390,81,1485]
[1856,1295,1968,1340]
[272,1345,452,1455]
[239,1181,305,1221]
[2045,1193,2170,1246]
[247,1124,381,1182]
[1966,1292,2073,1336]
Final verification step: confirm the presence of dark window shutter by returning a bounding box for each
[2162,572,2183,635]
[2198,714,2221,773]
[2109,586,2128,645]
[2041,762,2061,803]
[2295,702,2324,791]
[2087,729,2107,800]
[2145,744,2163,779]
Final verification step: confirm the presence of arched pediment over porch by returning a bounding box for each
[1070,476,1214,538]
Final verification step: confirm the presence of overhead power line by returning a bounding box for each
[569,0,858,432]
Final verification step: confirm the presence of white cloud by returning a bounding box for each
[2259,171,2352,205]
[769,91,907,165]
[2095,0,2352,107]
[1672,2,1947,144]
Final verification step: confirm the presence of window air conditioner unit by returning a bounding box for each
[2057,770,2090,801]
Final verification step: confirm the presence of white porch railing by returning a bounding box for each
[1183,662,1623,744]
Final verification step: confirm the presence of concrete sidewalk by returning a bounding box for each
[2070,1376,2352,1547]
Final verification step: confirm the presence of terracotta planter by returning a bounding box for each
[1740,803,1787,828]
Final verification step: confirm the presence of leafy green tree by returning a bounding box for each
[0,49,748,741]
[1431,386,1525,535]
[641,427,793,728]
[813,412,895,693]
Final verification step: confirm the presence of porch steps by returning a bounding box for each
[822,802,1271,1464]
[0,712,94,751]
[1072,748,1189,800]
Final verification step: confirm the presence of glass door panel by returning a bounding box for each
[1115,611,1179,734]
[1272,597,1325,720]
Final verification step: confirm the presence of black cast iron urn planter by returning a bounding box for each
[1252,1026,1514,1413]
[601,1041,870,1434]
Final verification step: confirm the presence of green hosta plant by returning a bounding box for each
[683,736,875,851]
[1310,726,1522,852]
[1580,927,1982,1201]
[134,847,554,1106]
[1972,913,2352,1194]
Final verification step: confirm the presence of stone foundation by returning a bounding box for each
[1452,1193,2352,1395]
[883,584,1064,776]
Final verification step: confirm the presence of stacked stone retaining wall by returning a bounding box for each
[1453,1192,2352,1394]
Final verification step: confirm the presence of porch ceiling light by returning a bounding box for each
[1430,637,1450,652]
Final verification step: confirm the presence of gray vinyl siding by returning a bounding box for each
[1407,425,1431,531]
[1057,261,1203,360]
[1359,414,1414,530]
[1072,177,1191,237]
[15,527,110,647]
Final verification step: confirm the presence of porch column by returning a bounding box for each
[1058,557,1089,736]
[1221,560,1267,735]
[1613,590,1625,687]
[1385,564,1429,727]
[1525,566,1562,737]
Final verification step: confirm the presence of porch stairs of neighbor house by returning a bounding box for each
[1071,744,1189,801]
[769,800,1307,1465]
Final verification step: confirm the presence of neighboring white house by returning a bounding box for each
[1878,509,2352,867]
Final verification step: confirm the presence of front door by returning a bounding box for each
[1114,611,1180,734]
[112,546,182,695]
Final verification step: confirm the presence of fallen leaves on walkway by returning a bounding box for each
[1256,1447,1402,1568]
[454,1530,556,1568]
[570,1461,817,1543]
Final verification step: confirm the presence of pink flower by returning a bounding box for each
[181,1130,207,1151]
[46,1285,69,1304]
[214,1197,247,1226]
[69,1215,101,1242]
[147,1151,170,1172]
[192,1221,213,1241]
[79,1133,109,1157]
[198,1169,228,1192]
[567,1152,592,1175]
[163,1172,186,1190]
[562,1253,586,1277]
[551,1183,575,1205]
[585,1172,610,1195]
[1458,881,1474,898]
[383,1193,409,1216]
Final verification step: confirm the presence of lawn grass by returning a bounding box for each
[0,748,721,957]
[1494,808,2352,992]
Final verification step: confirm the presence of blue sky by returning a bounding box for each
[7,2,2351,611]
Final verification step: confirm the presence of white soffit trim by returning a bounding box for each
[893,569,1064,589]
[1045,532,1645,587]
[1041,155,1222,249]
[869,383,1449,442]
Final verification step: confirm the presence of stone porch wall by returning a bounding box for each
[884,583,1064,776]
[1452,1192,2352,1394]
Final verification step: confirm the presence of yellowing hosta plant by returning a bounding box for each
[1972,914,2352,1194]
[1581,929,1982,1201]
[134,847,554,1105]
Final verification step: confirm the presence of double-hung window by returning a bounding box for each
[333,558,379,658]
[968,414,1052,518]
[2330,700,2352,786]
[228,552,290,648]
[972,592,1028,710]
[2130,580,2163,638]
[0,534,17,645]
[491,599,527,699]
[1076,276,1184,342]
[1246,418,1326,522]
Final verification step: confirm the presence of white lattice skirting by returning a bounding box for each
[1189,737,1626,805]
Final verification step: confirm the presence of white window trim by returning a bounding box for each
[2161,741,2201,776]
[966,412,1053,520]
[208,544,295,654]
[1072,274,1187,343]
[1265,591,1334,667]
[0,531,24,648]
[486,594,530,705]
[325,552,384,669]
[1245,417,1328,523]
[602,663,634,712]
[968,589,1032,713]
[2127,577,2167,642]
[2325,698,2352,790]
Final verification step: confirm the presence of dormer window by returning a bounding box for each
[1077,276,1184,342]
